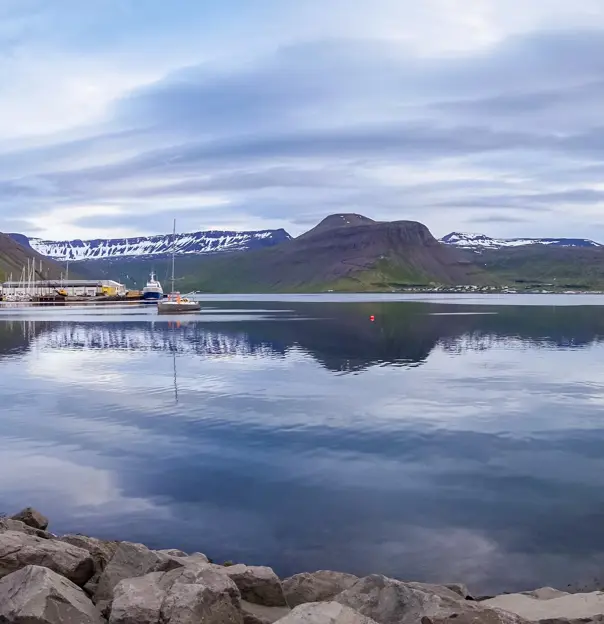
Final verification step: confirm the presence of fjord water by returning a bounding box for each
[2,297,604,594]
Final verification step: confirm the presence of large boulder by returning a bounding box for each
[0,530,94,586]
[224,564,287,606]
[0,517,52,539]
[11,506,49,530]
[242,600,292,624]
[109,564,243,624]
[0,565,103,624]
[274,602,380,624]
[283,571,359,607]
[482,588,604,622]
[335,575,523,624]
[94,540,186,607]
[422,611,529,624]
[59,534,120,596]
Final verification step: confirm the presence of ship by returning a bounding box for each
[142,272,164,302]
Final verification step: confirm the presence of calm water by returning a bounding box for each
[2,295,604,594]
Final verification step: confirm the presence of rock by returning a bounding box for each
[273,602,381,624]
[422,611,529,624]
[0,565,103,624]
[59,534,120,599]
[444,583,474,600]
[0,530,94,586]
[224,563,288,606]
[283,571,360,607]
[0,517,52,539]
[242,600,292,624]
[483,589,604,622]
[109,564,243,624]
[157,548,189,557]
[11,506,49,530]
[335,575,518,624]
[94,540,186,607]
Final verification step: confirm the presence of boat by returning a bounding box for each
[142,272,164,302]
[157,220,201,315]
[157,292,201,314]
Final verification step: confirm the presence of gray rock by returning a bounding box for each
[224,564,288,607]
[11,506,49,530]
[0,565,103,624]
[335,575,511,624]
[94,540,186,607]
[0,530,94,586]
[443,583,473,600]
[483,589,604,622]
[0,517,52,539]
[422,611,529,624]
[109,564,243,624]
[157,548,189,557]
[274,602,381,624]
[283,571,360,607]
[242,600,292,624]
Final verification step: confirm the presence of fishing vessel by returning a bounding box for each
[157,220,201,314]
[142,272,164,302]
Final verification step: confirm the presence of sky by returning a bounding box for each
[1,0,604,241]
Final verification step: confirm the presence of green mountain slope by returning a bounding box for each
[481,246,604,290]
[175,214,491,292]
[0,233,65,282]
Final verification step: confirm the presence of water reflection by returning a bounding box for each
[2,301,604,594]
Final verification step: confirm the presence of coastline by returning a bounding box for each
[2,507,604,624]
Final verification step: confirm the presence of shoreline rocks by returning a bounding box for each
[1,506,604,624]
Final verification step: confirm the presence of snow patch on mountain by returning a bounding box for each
[440,232,602,251]
[10,229,292,261]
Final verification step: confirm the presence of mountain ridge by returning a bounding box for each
[9,228,292,261]
[441,231,602,251]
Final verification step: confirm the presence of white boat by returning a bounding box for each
[142,272,163,302]
[157,292,201,314]
[157,220,201,315]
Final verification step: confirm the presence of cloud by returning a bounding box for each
[1,3,604,239]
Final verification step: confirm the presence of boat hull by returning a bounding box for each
[142,291,163,302]
[157,302,201,314]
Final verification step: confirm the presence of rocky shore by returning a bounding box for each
[2,508,604,624]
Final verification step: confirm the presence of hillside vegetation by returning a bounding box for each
[0,233,65,282]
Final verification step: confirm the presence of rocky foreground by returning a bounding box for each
[2,508,604,624]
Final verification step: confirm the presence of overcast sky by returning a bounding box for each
[1,0,604,241]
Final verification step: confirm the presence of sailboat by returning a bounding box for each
[157,220,201,314]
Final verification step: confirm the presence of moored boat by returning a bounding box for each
[157,292,201,314]
[142,272,164,302]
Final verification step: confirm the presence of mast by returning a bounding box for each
[171,218,176,293]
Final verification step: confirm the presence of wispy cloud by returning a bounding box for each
[1,1,604,239]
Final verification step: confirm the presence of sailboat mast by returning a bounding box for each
[171,218,176,293]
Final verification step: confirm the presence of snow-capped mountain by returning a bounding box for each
[440,232,602,251]
[9,229,292,262]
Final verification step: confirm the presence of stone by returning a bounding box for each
[273,602,381,624]
[224,563,287,606]
[283,571,360,607]
[0,565,103,624]
[483,589,604,622]
[335,575,518,624]
[444,583,474,600]
[157,548,189,557]
[0,517,52,539]
[59,534,120,599]
[109,564,243,624]
[0,530,94,586]
[242,600,292,624]
[422,611,529,624]
[94,540,186,607]
[11,506,49,530]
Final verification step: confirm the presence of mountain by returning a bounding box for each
[0,233,65,281]
[441,232,602,251]
[9,228,291,261]
[175,214,491,292]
